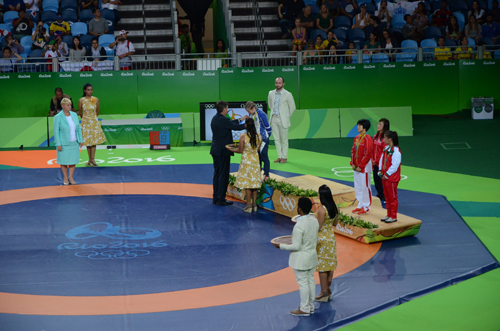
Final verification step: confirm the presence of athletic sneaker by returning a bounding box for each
[381,216,390,222]
[290,308,310,316]
[357,208,370,215]
[385,217,397,223]
[352,208,363,214]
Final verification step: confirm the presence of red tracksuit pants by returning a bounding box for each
[383,180,399,219]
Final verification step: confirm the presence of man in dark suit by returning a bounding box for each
[210,100,248,206]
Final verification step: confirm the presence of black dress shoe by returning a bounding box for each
[216,200,233,206]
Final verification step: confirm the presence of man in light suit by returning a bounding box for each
[268,77,296,164]
[274,197,319,316]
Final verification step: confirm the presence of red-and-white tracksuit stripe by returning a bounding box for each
[350,134,374,210]
[379,146,402,219]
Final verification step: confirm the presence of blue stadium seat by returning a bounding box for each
[425,26,442,40]
[371,53,389,63]
[310,29,327,42]
[20,36,33,56]
[495,50,500,59]
[489,0,494,9]
[450,0,468,13]
[357,0,371,4]
[79,9,94,25]
[4,11,19,25]
[42,0,59,13]
[61,0,78,11]
[396,53,416,62]
[80,34,94,46]
[365,3,375,15]
[71,22,88,36]
[310,4,320,16]
[104,46,114,60]
[389,26,402,35]
[62,35,73,48]
[41,11,58,25]
[348,28,365,43]
[421,38,437,61]
[468,38,475,46]
[453,12,465,30]
[29,48,44,60]
[401,39,418,52]
[362,54,370,63]
[445,38,457,47]
[99,34,115,47]
[478,37,494,49]
[28,11,40,23]
[334,16,351,31]
[62,9,78,25]
[101,8,115,21]
[391,14,406,29]
[0,23,12,33]
[333,28,346,43]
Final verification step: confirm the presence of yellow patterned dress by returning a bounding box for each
[80,96,106,146]
[316,205,338,272]
[234,133,262,189]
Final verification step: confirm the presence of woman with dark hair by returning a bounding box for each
[314,184,339,302]
[373,118,390,208]
[454,36,473,59]
[226,118,262,213]
[446,15,462,41]
[381,29,399,61]
[465,15,480,41]
[214,38,228,67]
[468,0,485,25]
[69,35,86,61]
[79,83,106,167]
[412,2,429,30]
[363,31,381,53]
[378,130,401,223]
[327,42,339,64]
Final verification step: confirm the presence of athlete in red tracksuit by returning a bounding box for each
[378,131,401,223]
[372,118,390,207]
[350,119,373,215]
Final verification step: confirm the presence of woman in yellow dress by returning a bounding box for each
[78,83,106,167]
[226,118,262,213]
[315,184,339,302]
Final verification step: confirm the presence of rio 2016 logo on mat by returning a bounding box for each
[58,222,167,260]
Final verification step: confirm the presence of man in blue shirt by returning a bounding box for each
[478,13,500,42]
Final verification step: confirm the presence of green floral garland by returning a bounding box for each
[228,174,318,197]
[338,212,379,229]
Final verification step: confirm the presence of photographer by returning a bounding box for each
[109,30,135,70]
[375,1,392,25]
[402,14,422,43]
[32,21,49,50]
[13,8,34,37]
[80,0,98,11]
[42,40,61,71]
[2,35,24,55]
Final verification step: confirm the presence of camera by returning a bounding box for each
[118,37,125,41]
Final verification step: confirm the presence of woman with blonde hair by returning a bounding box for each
[53,98,83,185]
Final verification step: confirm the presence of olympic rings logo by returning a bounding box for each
[280,196,296,212]
[331,167,407,180]
[124,127,133,132]
[204,104,215,109]
[161,126,170,131]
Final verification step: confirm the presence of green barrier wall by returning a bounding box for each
[339,107,413,137]
[0,60,498,119]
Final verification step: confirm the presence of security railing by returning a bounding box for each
[2,46,495,74]
[170,0,180,55]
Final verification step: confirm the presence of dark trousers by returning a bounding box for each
[259,139,270,177]
[212,155,230,203]
[373,165,385,201]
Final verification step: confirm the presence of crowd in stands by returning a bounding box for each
[0,0,128,72]
[279,0,500,63]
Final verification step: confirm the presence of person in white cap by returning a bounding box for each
[109,29,135,70]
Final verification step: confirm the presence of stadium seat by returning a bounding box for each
[371,53,389,63]
[362,54,370,63]
[401,39,418,52]
[421,38,437,61]
[389,26,402,35]
[99,34,115,47]
[310,29,327,42]
[424,2,432,14]
[29,48,44,60]
[431,0,445,12]
[396,53,416,62]
[41,11,58,25]
[101,8,115,21]
[104,46,115,60]
[348,28,365,43]
[62,9,78,25]
[333,28,346,44]
[71,22,88,36]
[357,0,371,4]
[365,3,375,15]
[453,12,465,30]
[80,34,94,45]
[29,11,40,23]
[425,26,442,40]
[478,37,494,48]
[488,0,494,9]
[61,0,78,12]
[445,38,457,47]
[3,11,19,25]
[62,35,73,48]
[310,4,320,16]
[20,36,33,56]
[334,16,351,31]
[450,0,468,13]
[495,50,500,59]
[42,0,59,13]
[0,23,12,33]
[468,38,475,46]
[79,9,94,25]
[391,14,406,29]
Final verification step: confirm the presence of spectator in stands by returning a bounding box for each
[381,28,399,59]
[4,0,24,12]
[365,16,383,38]
[69,36,86,62]
[109,29,135,70]
[81,0,98,12]
[375,1,391,25]
[49,87,73,116]
[323,0,340,18]
[488,0,500,23]
[215,38,229,67]
[299,5,315,37]
[476,40,492,58]
[179,24,191,54]
[54,34,69,61]
[316,4,333,33]
[446,15,462,42]
[468,1,485,25]
[454,36,473,59]
[87,37,107,61]
[314,34,327,55]
[412,2,429,30]
[12,8,33,38]
[432,0,451,34]
[465,15,481,41]
[344,40,356,63]
[403,14,422,43]
[291,17,306,60]
[364,31,381,53]
[23,0,40,16]
[50,15,71,37]
[327,42,339,64]
[101,0,121,25]
[303,40,318,64]
[43,40,61,71]
[352,3,370,29]
[478,13,500,42]
[89,8,109,37]
[434,36,452,60]
[278,0,305,38]
[2,34,24,54]
[0,46,22,72]
[340,0,358,23]
[31,21,49,50]
[326,30,340,46]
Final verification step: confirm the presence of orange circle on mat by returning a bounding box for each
[0,183,381,316]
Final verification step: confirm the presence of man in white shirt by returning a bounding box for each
[109,29,135,70]
[267,77,296,164]
[274,197,319,316]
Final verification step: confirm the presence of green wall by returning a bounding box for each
[0,60,498,119]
